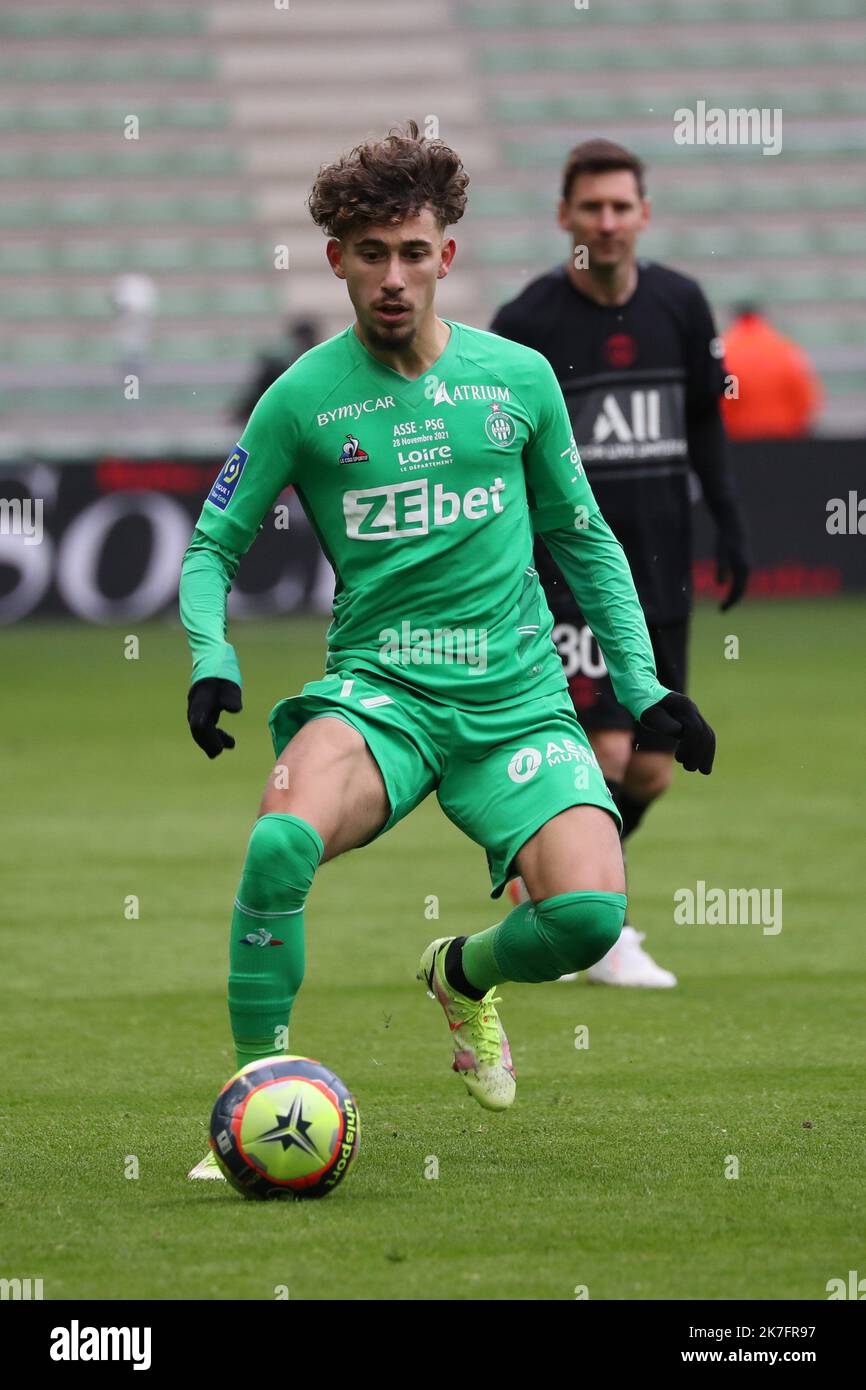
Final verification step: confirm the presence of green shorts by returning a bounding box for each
[269,668,621,900]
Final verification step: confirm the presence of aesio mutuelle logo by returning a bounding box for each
[508,747,543,783]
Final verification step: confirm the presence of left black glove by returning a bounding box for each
[639,691,716,774]
[716,533,750,613]
[187,677,242,759]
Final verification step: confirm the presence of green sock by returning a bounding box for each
[461,891,627,989]
[227,813,323,1070]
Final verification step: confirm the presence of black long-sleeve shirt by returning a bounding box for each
[491,260,746,624]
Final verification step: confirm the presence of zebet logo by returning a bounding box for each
[343,476,505,540]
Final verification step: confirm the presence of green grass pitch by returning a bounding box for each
[1,599,863,1300]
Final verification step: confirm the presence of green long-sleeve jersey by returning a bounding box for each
[179,320,669,717]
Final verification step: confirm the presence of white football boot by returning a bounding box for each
[188,1149,226,1180]
[583,925,677,988]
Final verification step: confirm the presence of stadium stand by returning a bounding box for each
[464,0,866,434]
[0,0,863,455]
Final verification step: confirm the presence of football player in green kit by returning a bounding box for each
[180,122,715,1178]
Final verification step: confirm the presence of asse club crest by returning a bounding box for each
[484,402,516,448]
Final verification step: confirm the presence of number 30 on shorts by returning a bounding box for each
[551,622,607,680]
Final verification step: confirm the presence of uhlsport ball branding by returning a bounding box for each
[209,1055,360,1199]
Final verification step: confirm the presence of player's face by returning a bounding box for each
[327,208,456,350]
[558,170,649,272]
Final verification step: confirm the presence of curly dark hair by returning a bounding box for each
[308,120,469,239]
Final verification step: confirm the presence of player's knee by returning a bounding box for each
[590,730,633,784]
[241,812,324,909]
[534,891,626,973]
[626,753,674,802]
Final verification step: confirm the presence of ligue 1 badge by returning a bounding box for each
[208,445,249,509]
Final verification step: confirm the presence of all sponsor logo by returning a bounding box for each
[593,390,661,445]
[579,388,687,463]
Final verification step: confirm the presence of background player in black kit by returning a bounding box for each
[491,139,750,987]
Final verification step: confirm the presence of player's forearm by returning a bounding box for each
[686,402,748,543]
[179,528,243,686]
[536,511,669,720]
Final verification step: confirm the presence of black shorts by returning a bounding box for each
[551,614,689,754]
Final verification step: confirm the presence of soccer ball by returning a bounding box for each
[209,1055,360,1200]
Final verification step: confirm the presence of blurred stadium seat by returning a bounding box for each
[0,0,864,455]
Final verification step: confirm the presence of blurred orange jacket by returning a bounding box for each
[720,313,823,439]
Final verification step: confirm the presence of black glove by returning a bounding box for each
[639,692,716,774]
[716,533,750,613]
[187,678,242,758]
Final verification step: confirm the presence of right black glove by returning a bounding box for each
[187,677,242,759]
[638,691,716,775]
[715,532,751,613]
